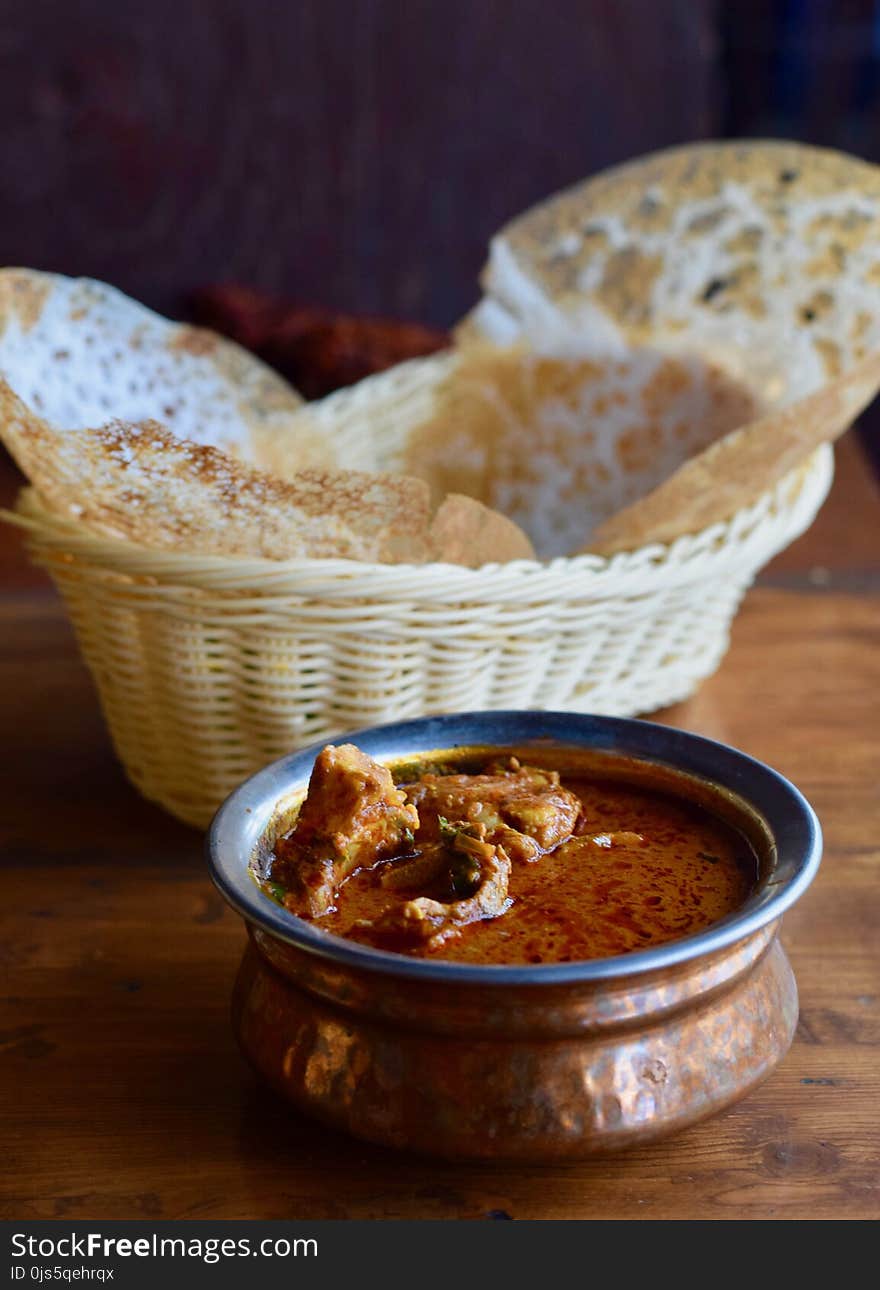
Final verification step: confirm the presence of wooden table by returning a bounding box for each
[1,436,878,1221]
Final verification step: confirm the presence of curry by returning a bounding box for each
[264,743,758,965]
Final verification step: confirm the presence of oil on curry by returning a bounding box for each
[264,743,757,965]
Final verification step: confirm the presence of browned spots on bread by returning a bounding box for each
[0,269,51,337]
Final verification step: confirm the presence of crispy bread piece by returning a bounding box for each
[0,378,534,565]
[458,142,880,552]
[396,343,764,557]
[0,268,339,481]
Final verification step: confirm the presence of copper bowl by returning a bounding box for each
[207,712,821,1159]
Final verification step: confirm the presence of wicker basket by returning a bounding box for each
[5,352,834,829]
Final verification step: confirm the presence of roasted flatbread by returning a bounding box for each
[0,270,533,566]
[0,378,533,565]
[0,268,332,477]
[392,343,763,557]
[458,140,880,552]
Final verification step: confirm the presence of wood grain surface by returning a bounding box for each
[0,436,878,1220]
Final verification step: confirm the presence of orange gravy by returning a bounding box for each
[286,775,758,965]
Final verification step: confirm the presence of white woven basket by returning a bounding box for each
[6,354,834,829]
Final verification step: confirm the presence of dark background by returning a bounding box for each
[0,0,879,472]
[4,0,880,326]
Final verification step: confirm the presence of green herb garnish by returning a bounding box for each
[438,816,459,845]
[437,816,492,896]
[449,854,482,897]
[697,851,720,864]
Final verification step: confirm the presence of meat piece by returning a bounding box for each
[369,841,512,949]
[272,744,419,916]
[378,846,449,892]
[405,762,580,862]
[378,822,495,894]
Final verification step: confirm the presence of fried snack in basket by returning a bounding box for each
[0,268,334,480]
[454,140,880,553]
[0,379,533,566]
[191,283,450,399]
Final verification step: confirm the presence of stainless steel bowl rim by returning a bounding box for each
[206,710,822,986]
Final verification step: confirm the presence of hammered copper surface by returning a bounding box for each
[233,919,798,1158]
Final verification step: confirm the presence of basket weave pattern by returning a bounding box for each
[13,432,833,829]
